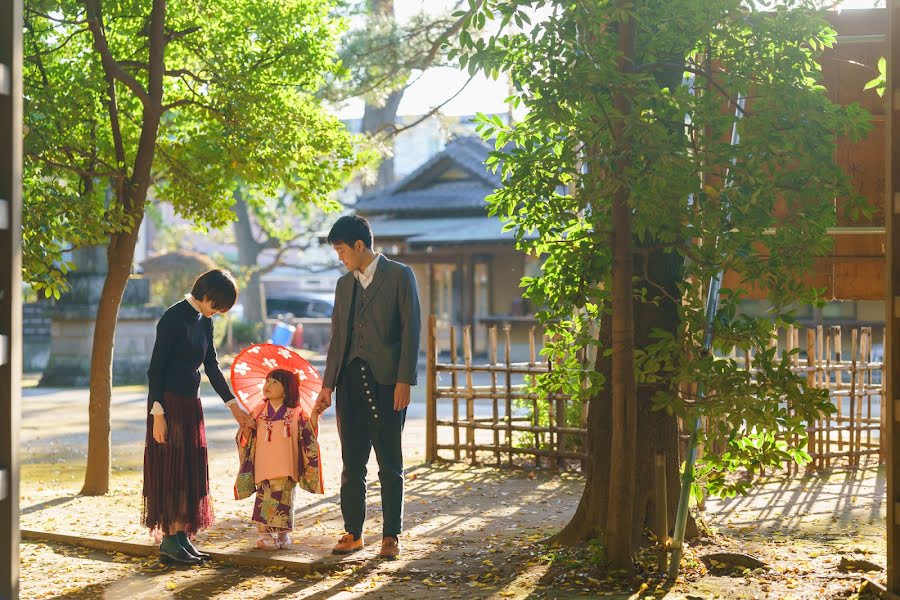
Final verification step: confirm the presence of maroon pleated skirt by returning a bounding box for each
[142,392,214,536]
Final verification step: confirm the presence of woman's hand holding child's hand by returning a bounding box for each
[229,402,255,428]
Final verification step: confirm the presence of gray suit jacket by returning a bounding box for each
[323,256,421,389]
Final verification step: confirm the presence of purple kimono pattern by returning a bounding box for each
[234,410,324,530]
[253,476,295,531]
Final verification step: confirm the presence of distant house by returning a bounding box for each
[354,136,539,355]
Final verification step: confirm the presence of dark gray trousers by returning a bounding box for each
[335,358,406,538]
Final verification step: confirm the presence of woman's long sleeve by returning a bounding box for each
[147,315,176,414]
[203,319,235,403]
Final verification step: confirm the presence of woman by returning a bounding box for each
[142,268,254,565]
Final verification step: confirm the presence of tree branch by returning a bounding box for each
[254,239,316,277]
[82,0,129,193]
[24,27,90,60]
[125,0,166,215]
[146,0,165,104]
[378,73,476,138]
[26,7,88,25]
[161,95,222,115]
[165,25,201,45]
[120,61,210,82]
[635,61,750,117]
[409,1,483,71]
[82,0,151,106]
[30,153,119,179]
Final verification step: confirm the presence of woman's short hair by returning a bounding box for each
[327,215,373,250]
[191,269,239,311]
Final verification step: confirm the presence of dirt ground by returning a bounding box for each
[16,378,887,599]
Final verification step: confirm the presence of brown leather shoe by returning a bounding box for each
[379,536,400,560]
[332,533,364,555]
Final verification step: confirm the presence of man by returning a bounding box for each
[313,215,421,560]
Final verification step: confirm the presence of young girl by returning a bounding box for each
[234,368,324,550]
[143,268,255,565]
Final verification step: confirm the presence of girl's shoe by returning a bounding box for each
[256,534,278,550]
[276,532,293,549]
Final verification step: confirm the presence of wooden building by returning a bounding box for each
[354,136,538,355]
[724,10,887,302]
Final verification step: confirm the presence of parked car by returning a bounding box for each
[266,295,334,319]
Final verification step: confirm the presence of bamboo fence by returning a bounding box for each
[425,316,885,471]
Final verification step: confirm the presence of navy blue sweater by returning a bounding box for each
[146,299,233,412]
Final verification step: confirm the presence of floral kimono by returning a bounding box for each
[234,402,324,531]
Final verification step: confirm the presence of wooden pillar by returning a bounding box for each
[428,262,436,321]
[888,1,900,594]
[0,1,23,597]
[425,315,437,462]
[466,255,477,353]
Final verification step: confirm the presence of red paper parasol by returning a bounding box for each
[230,343,322,417]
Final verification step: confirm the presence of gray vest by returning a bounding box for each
[345,279,368,366]
[323,256,422,389]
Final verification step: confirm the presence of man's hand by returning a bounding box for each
[393,383,411,411]
[153,414,167,444]
[314,387,333,416]
[229,402,255,428]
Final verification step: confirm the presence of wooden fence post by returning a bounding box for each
[850,327,858,467]
[464,326,476,464]
[806,328,817,469]
[530,326,540,468]
[426,314,437,462]
[655,452,668,573]
[490,326,500,466]
[450,326,460,461]
[504,325,513,466]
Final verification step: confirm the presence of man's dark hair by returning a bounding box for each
[191,269,239,311]
[327,215,373,250]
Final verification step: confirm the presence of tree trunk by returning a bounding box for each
[362,91,403,191]
[632,247,700,544]
[604,6,637,572]
[551,316,612,544]
[361,0,403,192]
[81,223,143,495]
[605,192,637,571]
[80,0,165,496]
[552,251,699,549]
[550,3,700,557]
[233,190,266,324]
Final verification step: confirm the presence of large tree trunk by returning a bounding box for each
[605,193,637,571]
[362,90,403,190]
[81,223,143,495]
[551,2,698,557]
[552,252,698,549]
[361,0,403,192]
[632,247,700,544]
[603,6,637,572]
[552,316,612,544]
[233,190,266,324]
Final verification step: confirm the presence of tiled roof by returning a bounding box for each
[370,215,519,247]
[355,180,495,215]
[355,135,500,216]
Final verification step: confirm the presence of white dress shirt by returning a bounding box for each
[353,253,381,290]
[150,293,241,415]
